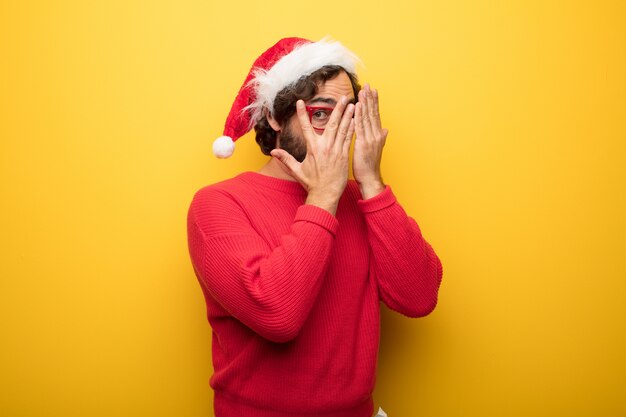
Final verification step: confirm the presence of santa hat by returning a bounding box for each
[213,36,361,158]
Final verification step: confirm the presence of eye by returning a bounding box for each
[312,110,330,121]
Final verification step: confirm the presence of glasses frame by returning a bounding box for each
[304,105,335,133]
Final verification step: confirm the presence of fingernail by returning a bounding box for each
[341,96,347,105]
[296,100,304,108]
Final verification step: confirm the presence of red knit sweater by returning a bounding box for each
[187,171,443,417]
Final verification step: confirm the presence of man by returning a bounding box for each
[187,36,443,417]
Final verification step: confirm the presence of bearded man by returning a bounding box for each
[187,36,443,417]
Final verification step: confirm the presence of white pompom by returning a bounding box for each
[213,136,235,158]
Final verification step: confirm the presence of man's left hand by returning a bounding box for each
[353,83,388,199]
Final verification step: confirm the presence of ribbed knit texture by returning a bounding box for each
[187,171,443,417]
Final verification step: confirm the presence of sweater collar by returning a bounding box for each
[238,171,308,197]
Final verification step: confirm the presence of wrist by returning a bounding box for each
[306,191,340,216]
[357,178,385,200]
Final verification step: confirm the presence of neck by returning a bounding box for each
[256,157,299,182]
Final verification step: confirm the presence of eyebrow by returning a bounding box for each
[308,96,357,106]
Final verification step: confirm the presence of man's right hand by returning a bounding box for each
[270,96,355,215]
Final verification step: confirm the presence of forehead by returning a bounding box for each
[309,71,356,105]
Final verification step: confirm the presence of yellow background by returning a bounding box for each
[1,1,625,416]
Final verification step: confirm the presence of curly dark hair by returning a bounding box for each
[253,65,361,156]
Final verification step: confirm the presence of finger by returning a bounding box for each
[322,95,349,143]
[334,103,354,153]
[379,128,389,147]
[371,87,382,131]
[294,100,318,148]
[365,83,375,120]
[359,88,374,141]
[364,83,380,132]
[270,149,302,179]
[354,101,364,138]
[343,118,355,155]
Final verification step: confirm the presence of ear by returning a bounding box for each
[265,109,281,132]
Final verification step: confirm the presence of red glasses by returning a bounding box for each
[305,106,334,133]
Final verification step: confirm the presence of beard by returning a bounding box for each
[278,122,307,163]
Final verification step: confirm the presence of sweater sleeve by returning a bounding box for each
[187,188,338,343]
[357,185,443,317]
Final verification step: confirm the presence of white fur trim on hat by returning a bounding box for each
[242,36,362,130]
